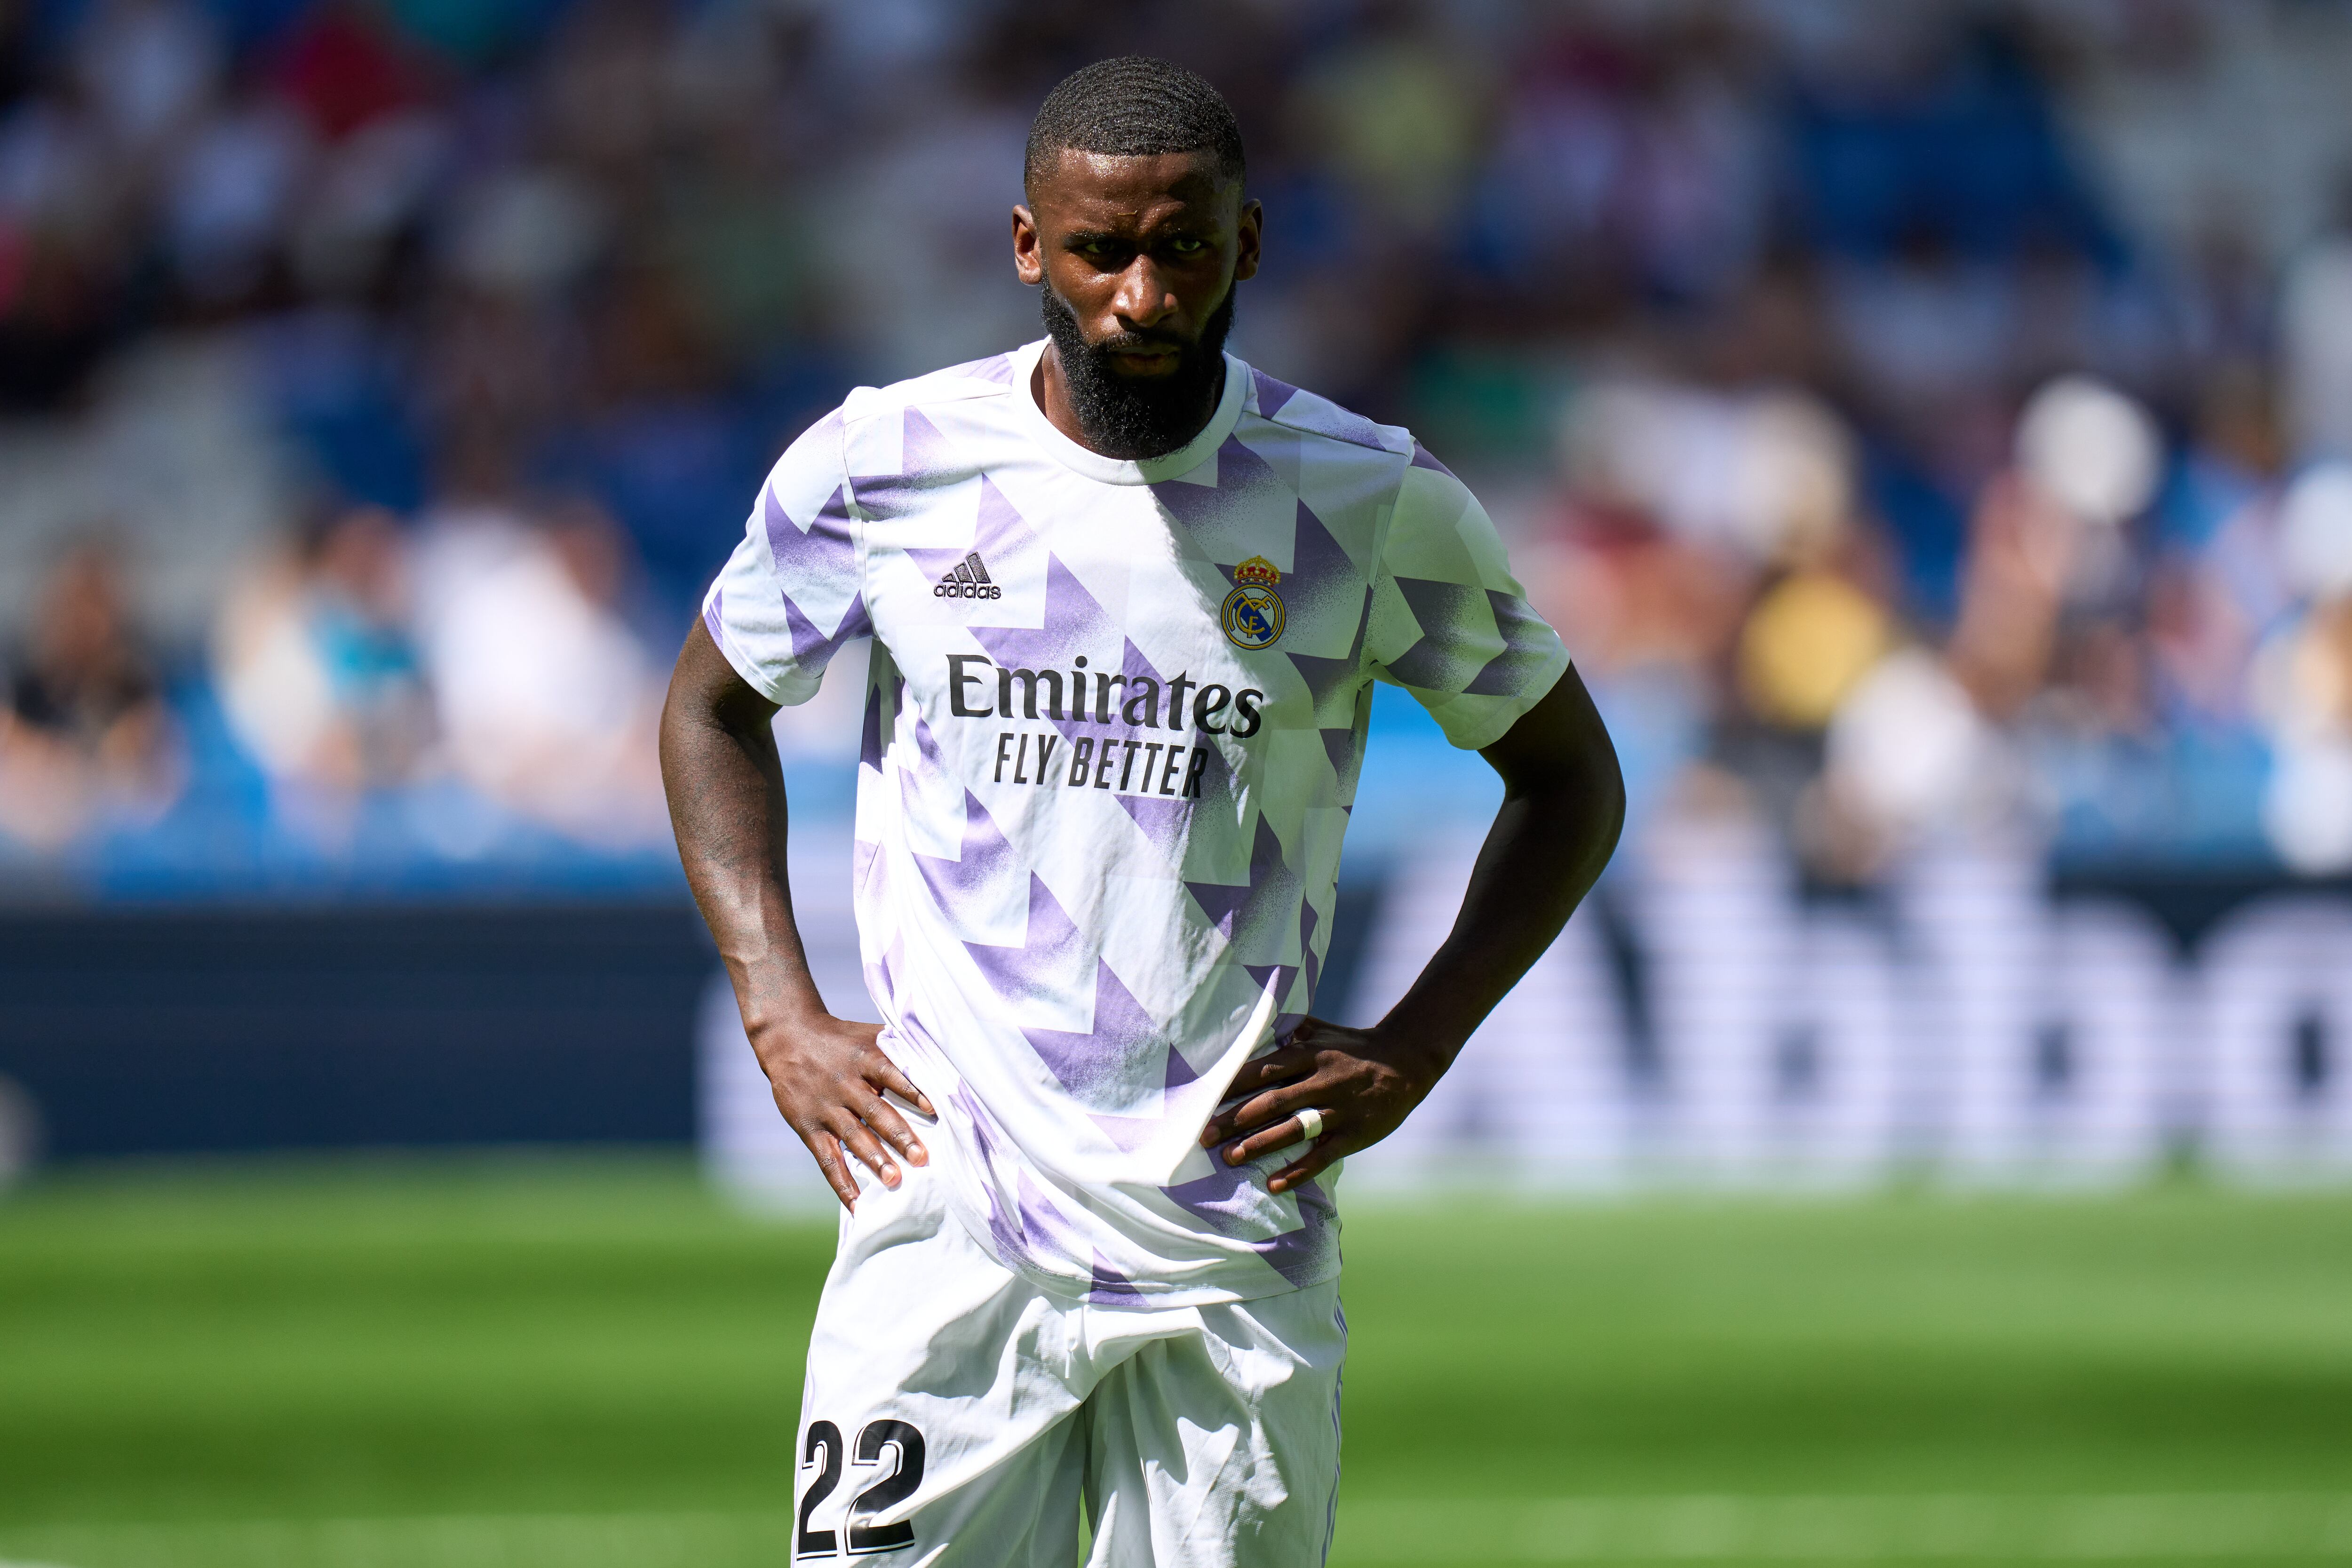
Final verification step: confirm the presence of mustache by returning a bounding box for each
[1041,283,1223,359]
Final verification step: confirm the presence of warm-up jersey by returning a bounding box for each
[705,338,1569,1305]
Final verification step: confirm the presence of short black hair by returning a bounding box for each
[1024,56,1246,196]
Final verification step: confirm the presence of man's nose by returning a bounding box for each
[1112,257,1177,327]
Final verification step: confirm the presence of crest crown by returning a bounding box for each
[1234,555,1281,586]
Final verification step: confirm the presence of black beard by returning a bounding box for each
[1040,285,1235,461]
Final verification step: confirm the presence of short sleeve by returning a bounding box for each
[1366,444,1571,750]
[702,409,873,707]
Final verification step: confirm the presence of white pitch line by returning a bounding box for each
[1338,1495,2352,1562]
[8,1496,2352,1566]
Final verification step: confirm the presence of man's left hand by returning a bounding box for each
[1197,1018,1446,1194]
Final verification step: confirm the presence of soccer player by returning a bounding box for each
[661,56,1624,1568]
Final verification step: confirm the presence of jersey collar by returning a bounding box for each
[1009,336,1246,486]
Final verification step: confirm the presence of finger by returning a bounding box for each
[1223,1049,1314,1098]
[1201,1061,1317,1145]
[1223,1106,1329,1167]
[858,1090,929,1166]
[1268,1138,1344,1194]
[829,1110,904,1189]
[1204,1078,1322,1147]
[1205,1086,1304,1148]
[865,1052,935,1118]
[797,1125,861,1211]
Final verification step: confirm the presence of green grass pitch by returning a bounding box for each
[3,1157,2350,1566]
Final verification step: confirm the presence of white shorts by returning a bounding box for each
[792,1154,1346,1567]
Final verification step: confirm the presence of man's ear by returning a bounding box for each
[1013,204,1044,286]
[1232,198,1263,283]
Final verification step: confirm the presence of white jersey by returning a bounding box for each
[705,338,1569,1305]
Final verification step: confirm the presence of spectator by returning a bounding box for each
[0,545,183,849]
[213,503,432,807]
[409,496,666,848]
[4,0,2352,888]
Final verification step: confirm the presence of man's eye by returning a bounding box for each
[1167,238,1207,255]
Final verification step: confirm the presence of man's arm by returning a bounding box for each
[660,619,932,1209]
[1200,666,1625,1193]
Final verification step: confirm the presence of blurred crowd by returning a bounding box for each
[9,0,2352,888]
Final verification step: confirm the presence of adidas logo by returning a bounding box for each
[932,551,1002,600]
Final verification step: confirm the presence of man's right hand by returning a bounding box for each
[661,620,936,1214]
[750,1011,935,1210]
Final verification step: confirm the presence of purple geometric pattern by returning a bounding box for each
[1104,637,1204,857]
[901,405,954,476]
[1119,636,1166,707]
[1161,1165,1337,1289]
[1250,367,1300,421]
[1089,1111,1162,1153]
[1258,1178,1338,1286]
[859,679,886,772]
[969,553,1118,744]
[1019,957,1166,1104]
[763,482,870,667]
[843,408,958,520]
[911,711,947,774]
[1287,581,1373,716]
[1241,892,1324,1024]
[1184,813,1300,961]
[1088,1249,1149,1305]
[1253,369,1391,454]
[962,872,1085,1011]
[984,1193,1029,1273]
[1283,500,1369,627]
[1409,441,1459,479]
[1241,961,1298,1021]
[1266,495,1377,775]
[1212,432,1287,503]
[777,590,871,672]
[950,863,1202,1108]
[906,472,1036,583]
[1381,575,1493,693]
[912,789,1018,911]
[1150,434,1285,533]
[1163,1159,1264,1230]
[1304,400,1393,453]
[1466,588,1566,699]
[1299,898,1323,1003]
[949,1084,1038,1274]
[1016,1169,1094,1262]
[1319,724,1360,788]
[1319,691,1371,803]
[1392,576,1488,643]
[1117,791,1193,860]
[760,463,848,573]
[952,1080,999,1162]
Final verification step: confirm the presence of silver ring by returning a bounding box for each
[1295,1106,1327,1142]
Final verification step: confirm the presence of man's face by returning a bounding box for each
[1014,149,1262,458]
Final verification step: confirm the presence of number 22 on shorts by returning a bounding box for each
[797,1418,926,1556]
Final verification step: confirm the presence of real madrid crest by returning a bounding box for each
[1221,555,1287,650]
